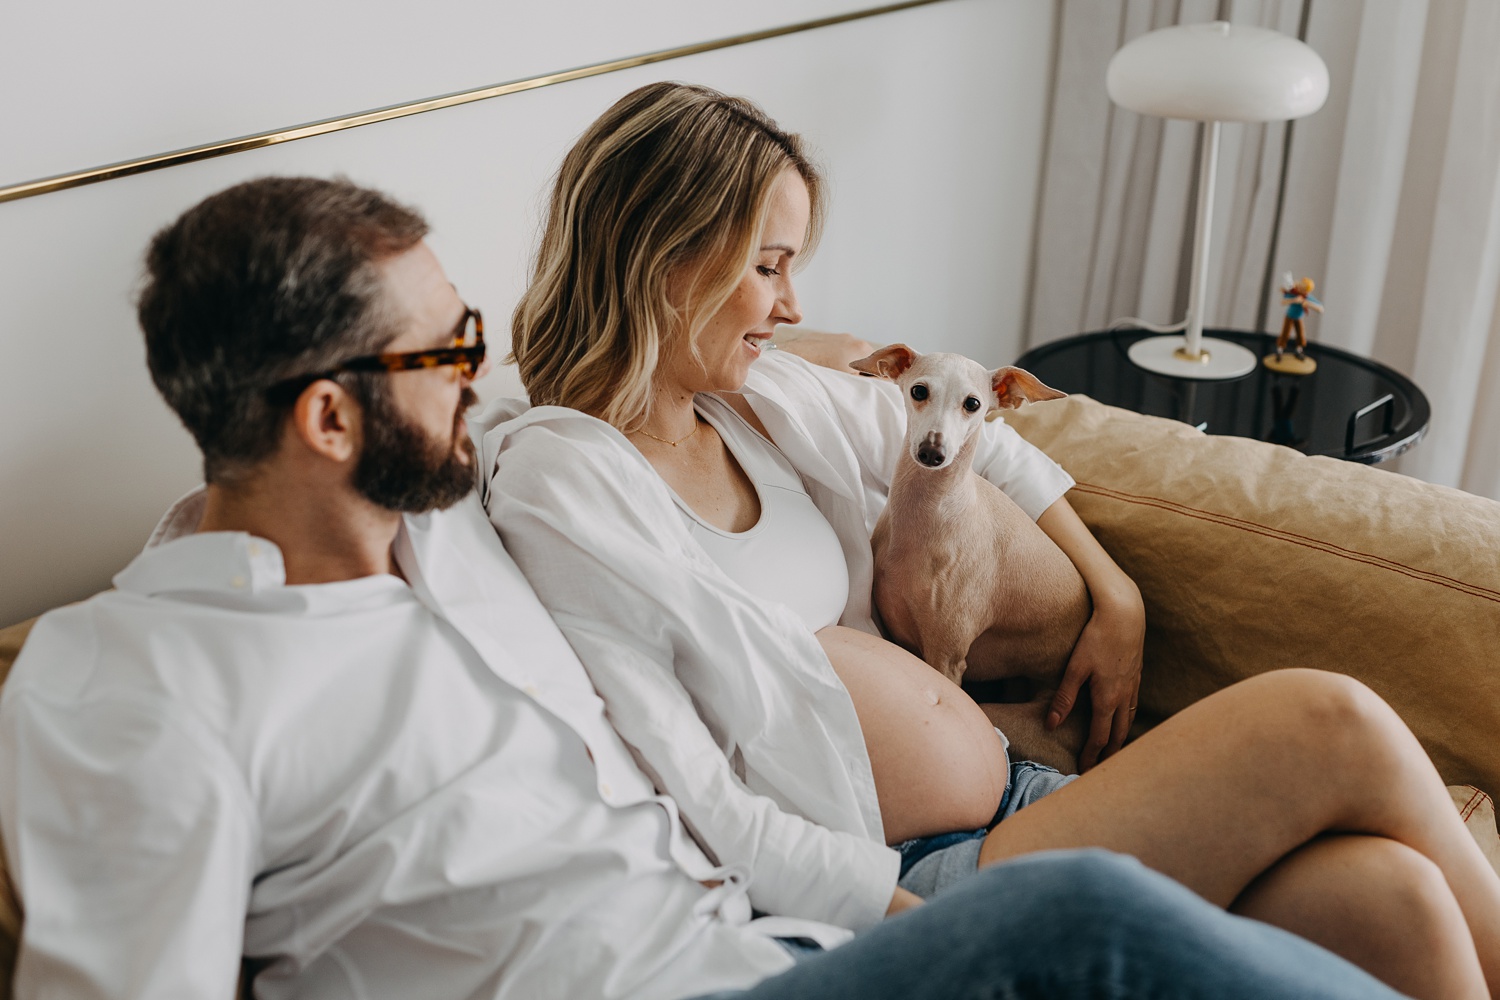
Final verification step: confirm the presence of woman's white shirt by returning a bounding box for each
[734,350,1073,635]
[475,350,1074,930]
[668,395,849,633]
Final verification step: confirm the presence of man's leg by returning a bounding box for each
[699,850,1403,1000]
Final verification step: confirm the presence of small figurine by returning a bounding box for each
[1264,273,1322,375]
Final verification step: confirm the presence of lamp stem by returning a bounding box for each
[1183,119,1221,360]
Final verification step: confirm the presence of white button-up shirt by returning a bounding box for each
[475,350,1074,935]
[0,491,845,1000]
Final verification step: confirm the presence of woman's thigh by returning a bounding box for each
[976,668,1394,906]
[816,626,1008,843]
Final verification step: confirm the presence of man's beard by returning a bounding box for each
[353,387,478,513]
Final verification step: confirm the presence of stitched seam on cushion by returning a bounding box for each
[1460,788,1484,821]
[1072,483,1500,605]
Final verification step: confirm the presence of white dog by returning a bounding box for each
[852,344,1090,772]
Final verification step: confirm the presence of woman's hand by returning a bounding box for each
[886,885,925,917]
[1035,497,1146,770]
[1047,590,1145,771]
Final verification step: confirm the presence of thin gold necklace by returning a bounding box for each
[634,419,700,447]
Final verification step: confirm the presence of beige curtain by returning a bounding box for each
[1027,0,1500,497]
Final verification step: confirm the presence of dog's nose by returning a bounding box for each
[917,443,945,467]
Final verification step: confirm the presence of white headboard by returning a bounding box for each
[0,0,1056,625]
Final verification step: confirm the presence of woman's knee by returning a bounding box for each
[1240,669,1407,766]
[1375,841,1470,950]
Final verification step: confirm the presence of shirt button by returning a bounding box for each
[246,542,262,558]
[599,783,613,799]
[523,682,540,697]
[230,575,247,589]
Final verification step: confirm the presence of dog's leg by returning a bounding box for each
[918,617,987,687]
[936,657,968,686]
[980,696,1086,776]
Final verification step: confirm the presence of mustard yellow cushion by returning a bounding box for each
[1454,785,1500,874]
[1003,394,1500,795]
[0,620,35,692]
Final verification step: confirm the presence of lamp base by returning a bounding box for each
[1126,335,1259,381]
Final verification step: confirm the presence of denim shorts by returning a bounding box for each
[894,759,1077,899]
[775,936,826,961]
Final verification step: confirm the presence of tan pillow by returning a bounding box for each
[1003,394,1500,795]
[1454,785,1500,874]
[0,620,35,692]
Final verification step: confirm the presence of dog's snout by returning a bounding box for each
[917,433,945,467]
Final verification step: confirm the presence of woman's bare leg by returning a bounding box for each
[817,626,1008,843]
[1234,834,1485,1000]
[978,669,1500,994]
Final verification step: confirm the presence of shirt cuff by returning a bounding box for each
[827,839,903,931]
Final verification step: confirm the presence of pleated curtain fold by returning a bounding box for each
[1026,0,1500,497]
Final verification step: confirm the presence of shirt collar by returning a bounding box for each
[739,353,858,504]
[121,486,428,614]
[114,531,289,597]
[116,487,288,596]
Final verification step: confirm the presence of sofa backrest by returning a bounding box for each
[0,618,32,1000]
[1004,394,1500,794]
[0,620,32,691]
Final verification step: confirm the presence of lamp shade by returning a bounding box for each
[1107,21,1329,123]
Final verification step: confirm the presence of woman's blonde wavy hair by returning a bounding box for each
[510,81,825,429]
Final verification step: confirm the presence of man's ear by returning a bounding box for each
[289,379,360,463]
[990,367,1067,410]
[850,344,918,381]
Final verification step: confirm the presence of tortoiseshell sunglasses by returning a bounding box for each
[269,306,484,398]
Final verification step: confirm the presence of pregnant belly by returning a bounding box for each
[816,625,1009,844]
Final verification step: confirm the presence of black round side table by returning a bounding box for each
[1014,328,1430,465]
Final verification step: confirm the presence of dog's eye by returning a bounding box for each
[911,385,928,401]
[963,396,981,413]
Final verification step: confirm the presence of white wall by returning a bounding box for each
[0,0,1055,626]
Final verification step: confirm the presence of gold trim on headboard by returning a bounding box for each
[0,0,947,205]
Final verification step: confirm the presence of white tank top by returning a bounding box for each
[668,396,850,632]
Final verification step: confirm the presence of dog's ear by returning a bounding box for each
[850,344,918,381]
[991,367,1067,410]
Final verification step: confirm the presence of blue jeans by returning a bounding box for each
[690,849,1404,1000]
[897,759,1078,897]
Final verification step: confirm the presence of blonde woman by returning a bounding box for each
[479,82,1500,999]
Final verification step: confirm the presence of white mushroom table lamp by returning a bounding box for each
[1107,21,1329,380]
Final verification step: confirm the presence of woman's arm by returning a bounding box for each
[1036,496,1145,769]
[740,352,1141,763]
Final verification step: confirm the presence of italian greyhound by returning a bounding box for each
[851,344,1091,772]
